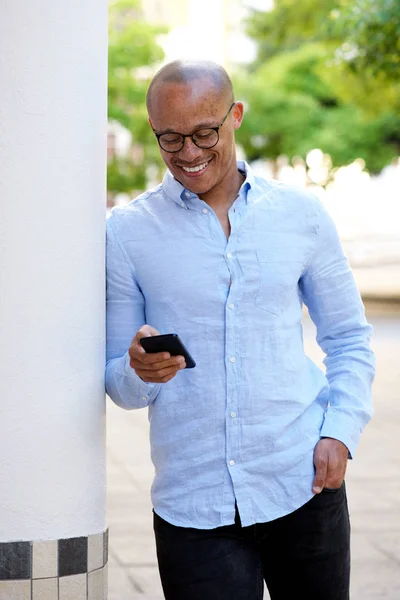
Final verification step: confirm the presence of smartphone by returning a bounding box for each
[140,334,196,368]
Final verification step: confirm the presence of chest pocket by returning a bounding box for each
[255,249,304,316]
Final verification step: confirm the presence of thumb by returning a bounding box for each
[137,325,160,340]
[313,450,328,495]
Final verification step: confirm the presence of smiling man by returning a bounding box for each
[105,61,375,600]
[146,62,245,238]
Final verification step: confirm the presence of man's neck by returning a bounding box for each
[198,167,245,213]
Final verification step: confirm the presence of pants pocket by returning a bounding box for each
[322,481,345,493]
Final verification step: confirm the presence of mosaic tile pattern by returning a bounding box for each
[32,540,58,579]
[58,537,88,577]
[0,529,108,599]
[0,542,31,580]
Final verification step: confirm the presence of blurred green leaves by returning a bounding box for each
[247,0,339,64]
[331,0,400,81]
[108,0,166,196]
[107,0,399,192]
[237,0,400,173]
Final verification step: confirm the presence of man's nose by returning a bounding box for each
[178,136,203,162]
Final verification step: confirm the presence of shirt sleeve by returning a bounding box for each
[299,200,376,458]
[105,212,160,409]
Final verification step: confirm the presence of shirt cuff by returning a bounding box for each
[123,351,160,406]
[320,408,361,459]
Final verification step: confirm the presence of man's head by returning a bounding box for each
[146,60,244,197]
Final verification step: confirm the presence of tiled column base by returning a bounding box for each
[0,528,108,599]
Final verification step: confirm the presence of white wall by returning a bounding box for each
[0,0,108,541]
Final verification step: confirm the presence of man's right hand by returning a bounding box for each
[128,325,186,383]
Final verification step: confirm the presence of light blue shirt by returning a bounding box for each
[106,161,375,529]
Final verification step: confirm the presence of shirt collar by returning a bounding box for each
[162,160,255,208]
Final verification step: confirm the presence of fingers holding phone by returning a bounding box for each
[129,325,186,383]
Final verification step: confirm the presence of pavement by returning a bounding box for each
[106,301,400,599]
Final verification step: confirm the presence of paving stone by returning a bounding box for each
[107,566,136,596]
[351,560,400,599]
[110,534,158,566]
[127,566,163,595]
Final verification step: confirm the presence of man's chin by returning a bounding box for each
[174,173,213,196]
[184,182,213,197]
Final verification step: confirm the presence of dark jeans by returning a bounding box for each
[153,484,350,600]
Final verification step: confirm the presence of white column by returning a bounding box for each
[0,0,108,597]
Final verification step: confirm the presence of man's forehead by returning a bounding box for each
[149,81,225,128]
[155,78,221,103]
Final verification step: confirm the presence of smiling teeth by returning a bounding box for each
[182,162,208,173]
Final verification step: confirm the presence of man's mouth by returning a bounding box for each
[180,161,209,174]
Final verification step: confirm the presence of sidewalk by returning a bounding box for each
[106,304,400,599]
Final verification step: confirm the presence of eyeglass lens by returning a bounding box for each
[159,129,218,152]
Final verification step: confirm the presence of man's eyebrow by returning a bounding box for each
[193,120,218,129]
[153,127,180,134]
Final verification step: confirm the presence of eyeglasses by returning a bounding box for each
[154,102,236,153]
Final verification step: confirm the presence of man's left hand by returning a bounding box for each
[312,437,349,494]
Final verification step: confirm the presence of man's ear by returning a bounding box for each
[148,117,153,129]
[232,102,244,130]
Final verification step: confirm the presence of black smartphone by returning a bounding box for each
[140,334,196,368]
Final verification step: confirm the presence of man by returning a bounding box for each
[106,60,375,600]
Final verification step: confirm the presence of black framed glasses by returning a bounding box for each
[154,102,236,153]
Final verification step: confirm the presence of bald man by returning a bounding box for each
[106,61,375,600]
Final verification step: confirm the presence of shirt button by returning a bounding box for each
[226,252,233,259]
[185,191,190,197]
[141,396,147,401]
[202,208,208,214]
[229,460,235,466]
[228,303,235,309]
[229,356,236,363]
[180,202,185,208]
[230,412,237,418]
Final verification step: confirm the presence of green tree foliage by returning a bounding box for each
[236,0,400,173]
[247,0,338,65]
[332,0,400,80]
[108,0,166,196]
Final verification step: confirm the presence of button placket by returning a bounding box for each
[224,235,241,487]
